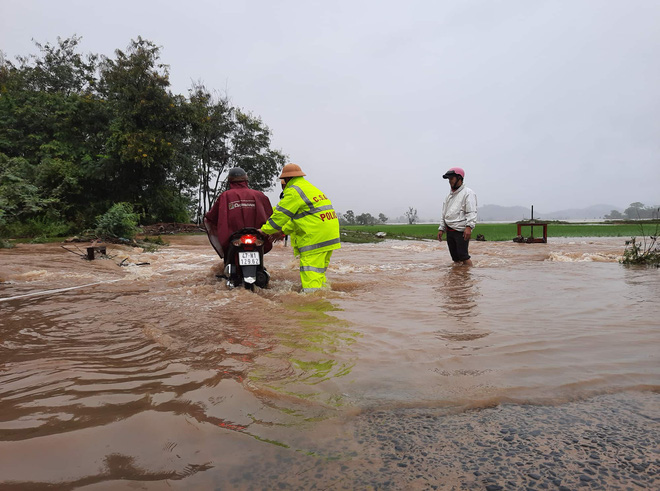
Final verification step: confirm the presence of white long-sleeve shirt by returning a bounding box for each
[438,184,478,232]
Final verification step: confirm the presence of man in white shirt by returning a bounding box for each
[437,167,477,266]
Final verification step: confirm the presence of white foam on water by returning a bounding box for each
[475,257,510,267]
[9,269,117,284]
[547,251,621,262]
[330,261,437,274]
[390,243,438,252]
[15,270,50,281]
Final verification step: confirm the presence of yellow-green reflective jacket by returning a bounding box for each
[262,177,341,256]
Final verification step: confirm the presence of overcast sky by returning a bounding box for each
[2,0,659,218]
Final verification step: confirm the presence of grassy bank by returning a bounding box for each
[4,221,657,246]
[341,221,660,243]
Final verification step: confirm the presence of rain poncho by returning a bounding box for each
[204,181,273,258]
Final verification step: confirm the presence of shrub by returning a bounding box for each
[142,235,168,245]
[3,217,74,239]
[621,236,659,267]
[619,211,660,267]
[139,235,168,252]
[95,203,139,239]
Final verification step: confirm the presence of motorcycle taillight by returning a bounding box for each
[239,234,263,246]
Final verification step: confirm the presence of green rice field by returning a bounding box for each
[341,221,660,243]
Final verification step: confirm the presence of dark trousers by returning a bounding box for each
[446,228,470,262]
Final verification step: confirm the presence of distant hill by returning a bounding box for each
[478,205,532,221]
[542,204,623,220]
[478,204,623,222]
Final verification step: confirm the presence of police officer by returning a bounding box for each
[260,164,341,292]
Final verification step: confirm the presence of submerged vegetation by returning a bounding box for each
[619,215,659,267]
[621,237,659,267]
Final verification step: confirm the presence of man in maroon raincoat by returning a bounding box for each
[204,167,273,266]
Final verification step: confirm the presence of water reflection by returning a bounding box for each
[435,267,480,320]
[0,277,359,487]
[433,267,488,346]
[251,299,358,409]
[621,265,660,321]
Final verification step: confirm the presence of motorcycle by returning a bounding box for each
[223,227,270,290]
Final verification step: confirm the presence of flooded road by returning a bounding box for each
[1,236,658,489]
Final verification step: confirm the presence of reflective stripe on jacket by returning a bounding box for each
[262,177,341,256]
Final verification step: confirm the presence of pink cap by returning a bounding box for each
[442,167,465,179]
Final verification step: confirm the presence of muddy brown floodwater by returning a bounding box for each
[0,235,658,490]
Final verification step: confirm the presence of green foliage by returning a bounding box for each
[604,209,624,219]
[620,236,660,267]
[4,217,73,239]
[0,35,287,238]
[230,110,286,193]
[142,235,168,246]
[137,241,161,253]
[356,212,377,225]
[142,185,190,224]
[185,85,286,218]
[95,202,139,239]
[0,153,61,237]
[341,211,388,226]
[340,229,387,243]
[339,210,356,225]
[620,216,660,267]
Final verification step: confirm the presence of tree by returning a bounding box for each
[99,37,188,222]
[404,207,418,225]
[624,202,658,220]
[356,212,377,225]
[378,213,388,224]
[185,83,234,220]
[624,202,644,219]
[184,84,286,221]
[0,35,288,233]
[21,35,98,95]
[0,154,55,228]
[230,110,285,192]
[342,210,356,225]
[0,36,109,226]
[604,210,624,220]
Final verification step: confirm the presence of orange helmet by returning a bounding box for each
[279,163,306,178]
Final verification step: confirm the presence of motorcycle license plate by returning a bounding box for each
[238,252,260,265]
